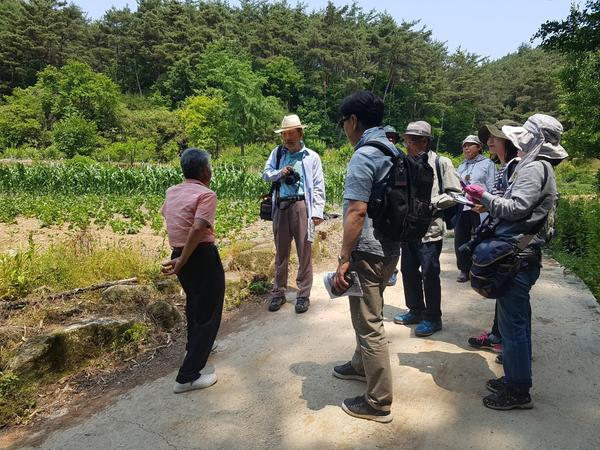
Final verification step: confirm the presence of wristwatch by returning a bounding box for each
[337,255,349,265]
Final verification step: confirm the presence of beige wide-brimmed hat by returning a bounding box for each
[274,114,307,133]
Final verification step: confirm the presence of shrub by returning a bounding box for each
[52,114,99,158]
[96,138,157,164]
[0,87,47,150]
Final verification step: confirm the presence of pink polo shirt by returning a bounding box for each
[161,179,217,247]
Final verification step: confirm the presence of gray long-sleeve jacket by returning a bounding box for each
[480,160,557,246]
[424,150,462,242]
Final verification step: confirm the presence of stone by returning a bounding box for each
[155,278,181,295]
[101,284,155,305]
[6,318,136,377]
[147,300,181,330]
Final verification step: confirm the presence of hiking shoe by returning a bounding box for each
[468,332,502,352]
[268,296,286,311]
[483,387,533,410]
[415,319,442,337]
[387,269,399,287]
[456,271,469,283]
[332,362,366,382]
[486,376,505,394]
[495,353,503,365]
[173,373,217,393]
[295,297,310,313]
[393,310,422,325]
[341,395,392,423]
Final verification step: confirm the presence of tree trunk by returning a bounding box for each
[383,65,394,102]
[240,142,245,157]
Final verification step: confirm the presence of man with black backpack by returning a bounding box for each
[394,121,461,337]
[331,91,403,423]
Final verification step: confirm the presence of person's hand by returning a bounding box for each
[332,260,351,292]
[312,217,324,226]
[464,184,485,201]
[280,166,292,177]
[161,257,183,276]
[471,204,488,214]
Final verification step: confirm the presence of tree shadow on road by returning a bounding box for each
[289,361,364,411]
[396,351,496,394]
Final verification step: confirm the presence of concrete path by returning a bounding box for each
[17,240,600,450]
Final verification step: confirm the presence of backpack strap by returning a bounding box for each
[268,145,283,196]
[515,160,552,250]
[435,155,443,195]
[358,140,397,159]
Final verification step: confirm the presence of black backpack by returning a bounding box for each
[360,141,434,242]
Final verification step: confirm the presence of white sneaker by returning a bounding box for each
[173,373,217,393]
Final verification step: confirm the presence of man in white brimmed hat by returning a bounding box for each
[262,114,325,314]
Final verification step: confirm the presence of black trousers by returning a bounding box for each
[173,244,225,384]
[454,210,481,273]
[401,240,443,321]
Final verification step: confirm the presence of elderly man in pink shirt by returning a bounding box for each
[161,148,224,394]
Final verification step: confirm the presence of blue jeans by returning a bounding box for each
[496,266,540,392]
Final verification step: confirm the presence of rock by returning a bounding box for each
[155,278,181,295]
[6,318,136,377]
[147,300,181,330]
[230,244,275,276]
[102,284,155,305]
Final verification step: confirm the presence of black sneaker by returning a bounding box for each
[332,362,366,382]
[486,376,505,393]
[341,395,392,423]
[483,387,533,410]
[268,296,286,312]
[295,297,310,313]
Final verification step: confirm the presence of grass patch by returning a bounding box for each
[0,371,37,427]
[550,196,600,302]
[0,233,162,301]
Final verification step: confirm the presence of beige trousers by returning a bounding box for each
[349,251,399,411]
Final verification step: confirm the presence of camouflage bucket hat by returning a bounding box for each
[478,120,520,145]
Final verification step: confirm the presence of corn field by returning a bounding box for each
[0,160,347,237]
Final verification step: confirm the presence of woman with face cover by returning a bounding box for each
[464,114,564,410]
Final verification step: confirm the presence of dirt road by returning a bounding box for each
[14,239,600,450]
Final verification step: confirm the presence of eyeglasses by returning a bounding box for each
[338,116,350,128]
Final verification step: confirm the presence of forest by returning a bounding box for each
[0,0,583,161]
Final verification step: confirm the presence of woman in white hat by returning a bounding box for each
[455,134,496,282]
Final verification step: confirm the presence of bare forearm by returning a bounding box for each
[340,202,367,260]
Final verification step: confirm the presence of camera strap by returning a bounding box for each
[268,145,283,199]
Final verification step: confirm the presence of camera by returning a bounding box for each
[458,223,496,256]
[283,166,301,185]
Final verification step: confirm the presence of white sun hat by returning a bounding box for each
[274,114,307,133]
